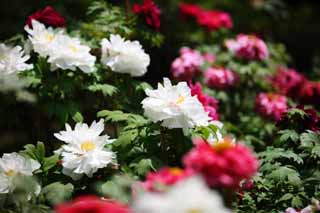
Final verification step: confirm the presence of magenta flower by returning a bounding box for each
[132,0,161,30]
[226,34,269,60]
[204,67,239,90]
[183,138,258,189]
[196,10,233,31]
[256,93,288,121]
[171,47,204,81]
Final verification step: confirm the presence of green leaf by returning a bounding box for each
[21,142,46,163]
[279,129,299,142]
[267,166,301,185]
[277,193,293,203]
[72,111,84,123]
[87,83,118,96]
[42,155,59,172]
[300,131,320,148]
[311,145,320,158]
[41,182,73,205]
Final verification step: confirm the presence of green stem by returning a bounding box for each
[160,126,169,164]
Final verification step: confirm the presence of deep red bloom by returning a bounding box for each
[183,138,258,189]
[26,6,65,28]
[141,167,193,192]
[204,67,239,90]
[270,67,306,97]
[55,196,130,213]
[299,81,320,105]
[297,105,320,132]
[179,3,203,19]
[133,0,161,30]
[255,93,288,121]
[196,10,233,31]
[189,82,219,120]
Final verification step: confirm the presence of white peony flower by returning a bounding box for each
[133,176,231,213]
[101,34,150,76]
[25,20,96,73]
[54,119,116,180]
[24,20,62,58]
[0,153,40,193]
[48,34,96,73]
[0,43,33,74]
[141,78,211,129]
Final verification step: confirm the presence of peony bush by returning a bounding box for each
[0,1,319,213]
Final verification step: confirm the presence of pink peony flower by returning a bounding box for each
[270,67,306,97]
[141,167,193,192]
[133,0,161,30]
[255,93,288,121]
[26,6,65,28]
[55,195,130,213]
[204,67,239,90]
[202,53,216,63]
[196,10,233,31]
[183,138,258,189]
[189,82,219,120]
[226,34,269,60]
[171,47,204,81]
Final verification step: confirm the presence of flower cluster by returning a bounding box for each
[0,153,40,193]
[25,20,96,73]
[183,138,258,188]
[189,82,219,120]
[226,34,269,60]
[26,6,65,28]
[179,3,233,31]
[204,67,239,90]
[142,78,211,129]
[101,34,150,77]
[133,0,161,31]
[56,196,129,213]
[255,93,288,121]
[54,120,116,180]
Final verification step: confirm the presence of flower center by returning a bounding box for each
[68,45,78,53]
[186,209,203,213]
[80,141,96,152]
[212,138,235,152]
[5,170,14,177]
[176,95,185,105]
[169,167,183,176]
[45,33,54,42]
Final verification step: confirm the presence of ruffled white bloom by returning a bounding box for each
[0,43,33,74]
[25,20,96,73]
[0,153,40,193]
[101,34,150,76]
[141,78,211,129]
[133,176,231,213]
[54,119,116,180]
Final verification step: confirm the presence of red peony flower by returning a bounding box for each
[255,93,288,121]
[189,82,219,120]
[55,196,130,213]
[226,34,269,60]
[196,10,233,31]
[26,6,65,28]
[299,81,320,105]
[270,67,306,97]
[183,138,258,189]
[171,47,204,81]
[179,3,203,19]
[141,167,193,192]
[204,67,239,90]
[133,0,161,30]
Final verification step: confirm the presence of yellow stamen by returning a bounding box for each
[176,95,185,105]
[5,170,14,177]
[80,141,96,152]
[186,209,203,213]
[212,137,235,153]
[45,33,54,42]
[169,167,183,176]
[68,45,78,53]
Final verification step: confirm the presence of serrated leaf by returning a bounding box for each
[41,182,73,205]
[87,83,118,96]
[279,129,299,142]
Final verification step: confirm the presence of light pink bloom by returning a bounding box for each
[204,67,239,90]
[255,93,288,121]
[226,34,269,60]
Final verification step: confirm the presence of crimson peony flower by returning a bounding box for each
[196,10,233,31]
[204,67,239,90]
[299,81,320,105]
[171,47,204,81]
[270,67,306,97]
[255,93,288,121]
[179,3,203,19]
[132,0,161,30]
[141,167,193,192]
[55,196,130,213]
[183,138,258,189]
[226,34,269,60]
[26,6,65,28]
[189,82,219,120]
